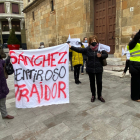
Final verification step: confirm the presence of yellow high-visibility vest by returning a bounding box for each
[127,43,140,62]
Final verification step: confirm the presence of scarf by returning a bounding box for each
[90,43,99,51]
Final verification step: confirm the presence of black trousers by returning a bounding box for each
[124,60,130,73]
[131,74,140,100]
[69,57,73,71]
[88,72,102,97]
[74,65,81,80]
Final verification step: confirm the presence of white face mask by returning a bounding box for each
[130,38,132,41]
[40,45,44,48]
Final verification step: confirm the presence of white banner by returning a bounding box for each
[10,43,69,108]
[67,38,81,47]
[83,43,88,48]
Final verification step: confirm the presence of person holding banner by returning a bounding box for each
[0,54,14,119]
[70,45,83,84]
[69,35,108,102]
[81,37,88,75]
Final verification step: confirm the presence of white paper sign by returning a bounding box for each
[83,43,89,48]
[126,51,130,59]
[67,38,81,47]
[98,43,110,52]
[122,48,125,56]
[10,44,69,108]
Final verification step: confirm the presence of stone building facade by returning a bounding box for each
[23,0,140,59]
[0,0,26,47]
[115,0,140,59]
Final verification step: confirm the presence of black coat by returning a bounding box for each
[70,46,108,73]
[129,32,140,74]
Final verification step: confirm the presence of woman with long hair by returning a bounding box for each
[69,35,108,102]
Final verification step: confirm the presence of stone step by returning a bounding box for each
[107,58,122,61]
[112,67,125,71]
[107,58,124,66]
[108,54,114,58]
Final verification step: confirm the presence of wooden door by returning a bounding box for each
[94,0,116,54]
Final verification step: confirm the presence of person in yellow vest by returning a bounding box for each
[70,43,84,84]
[128,30,140,102]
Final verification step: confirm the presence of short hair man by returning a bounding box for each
[38,42,45,49]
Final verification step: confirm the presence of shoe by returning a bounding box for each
[120,72,126,78]
[81,73,84,75]
[98,97,105,102]
[91,96,96,102]
[75,79,79,85]
[78,80,82,84]
[3,115,14,119]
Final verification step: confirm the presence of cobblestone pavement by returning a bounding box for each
[0,70,140,140]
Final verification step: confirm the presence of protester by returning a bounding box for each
[128,30,140,102]
[70,44,83,84]
[69,50,73,71]
[0,53,14,119]
[69,35,108,102]
[38,42,45,49]
[81,37,88,75]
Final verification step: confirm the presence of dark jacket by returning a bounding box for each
[0,46,6,59]
[70,46,108,73]
[129,31,140,74]
[82,54,87,60]
[0,56,10,99]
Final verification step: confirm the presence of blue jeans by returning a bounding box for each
[81,60,86,73]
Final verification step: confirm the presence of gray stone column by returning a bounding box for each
[20,18,24,30]
[0,20,3,44]
[19,3,24,15]
[20,18,26,44]
[6,18,13,30]
[5,2,11,14]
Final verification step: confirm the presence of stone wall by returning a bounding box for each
[23,0,94,49]
[114,0,140,60]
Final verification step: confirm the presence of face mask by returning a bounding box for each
[40,45,44,48]
[85,40,88,43]
[130,38,132,41]
[91,42,97,46]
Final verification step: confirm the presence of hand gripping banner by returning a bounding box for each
[10,43,69,108]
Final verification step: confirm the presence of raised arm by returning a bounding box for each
[69,45,87,54]
[129,31,140,50]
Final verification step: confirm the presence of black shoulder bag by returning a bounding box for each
[101,51,107,66]
[5,62,14,75]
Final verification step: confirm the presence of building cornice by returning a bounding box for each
[23,0,45,13]
[0,13,24,19]
[0,0,23,3]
